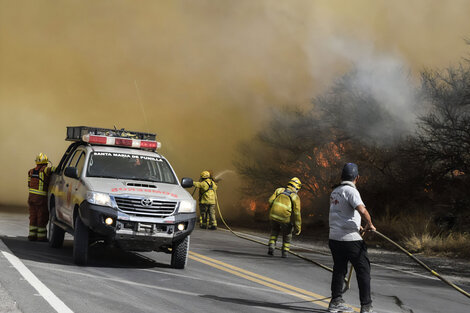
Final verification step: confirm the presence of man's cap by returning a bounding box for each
[341,163,359,181]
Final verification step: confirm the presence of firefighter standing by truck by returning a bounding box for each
[193,171,218,230]
[267,177,302,258]
[27,153,54,241]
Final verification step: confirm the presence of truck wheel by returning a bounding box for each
[48,207,65,248]
[171,236,189,269]
[73,216,89,266]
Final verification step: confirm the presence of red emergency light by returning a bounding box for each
[82,134,161,150]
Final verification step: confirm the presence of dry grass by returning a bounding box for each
[374,211,436,241]
[374,212,470,259]
[403,232,470,259]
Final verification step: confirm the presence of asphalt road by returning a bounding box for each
[0,211,469,313]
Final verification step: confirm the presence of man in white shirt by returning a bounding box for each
[328,163,377,313]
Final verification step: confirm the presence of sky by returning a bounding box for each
[1,0,469,211]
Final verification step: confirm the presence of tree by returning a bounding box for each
[418,65,470,177]
[235,68,424,222]
[414,63,470,224]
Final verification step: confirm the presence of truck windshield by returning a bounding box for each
[87,152,177,184]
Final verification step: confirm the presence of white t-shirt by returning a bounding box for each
[329,181,364,241]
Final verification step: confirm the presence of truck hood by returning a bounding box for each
[84,177,191,201]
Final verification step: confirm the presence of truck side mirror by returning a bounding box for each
[181,177,193,188]
[64,167,79,179]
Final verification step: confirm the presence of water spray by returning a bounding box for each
[214,169,236,181]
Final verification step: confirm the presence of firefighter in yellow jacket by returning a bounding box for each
[267,177,302,258]
[27,153,54,241]
[193,171,218,230]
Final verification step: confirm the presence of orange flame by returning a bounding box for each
[249,200,256,212]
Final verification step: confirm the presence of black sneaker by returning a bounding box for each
[360,304,377,313]
[267,247,274,256]
[328,298,354,313]
[209,225,217,230]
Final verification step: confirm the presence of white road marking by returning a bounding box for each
[29,264,302,313]
[0,239,74,313]
[33,261,288,298]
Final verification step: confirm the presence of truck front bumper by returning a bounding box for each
[78,201,196,251]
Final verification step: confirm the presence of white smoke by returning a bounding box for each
[306,36,421,144]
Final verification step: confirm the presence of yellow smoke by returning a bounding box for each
[0,0,469,210]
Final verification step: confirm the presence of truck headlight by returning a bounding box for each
[178,200,196,213]
[87,192,113,207]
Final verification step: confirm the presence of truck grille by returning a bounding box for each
[114,196,177,217]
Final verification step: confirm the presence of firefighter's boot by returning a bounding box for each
[199,216,207,229]
[28,225,37,241]
[268,235,277,256]
[267,246,274,256]
[281,242,290,258]
[37,226,47,242]
[268,242,274,255]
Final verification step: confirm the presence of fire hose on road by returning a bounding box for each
[208,191,470,299]
[212,192,354,291]
[372,230,470,299]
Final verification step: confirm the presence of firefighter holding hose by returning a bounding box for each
[328,163,376,313]
[267,177,302,258]
[27,153,54,241]
[193,171,218,230]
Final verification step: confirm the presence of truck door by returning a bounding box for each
[62,150,86,226]
[56,150,80,225]
[55,150,77,222]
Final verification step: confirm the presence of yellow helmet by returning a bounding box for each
[288,177,301,190]
[35,153,48,165]
[200,171,211,179]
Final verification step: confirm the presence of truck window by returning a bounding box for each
[67,150,82,168]
[75,152,86,176]
[86,152,177,184]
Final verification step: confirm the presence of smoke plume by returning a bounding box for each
[1,1,470,215]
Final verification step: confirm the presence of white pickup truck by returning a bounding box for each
[48,126,196,268]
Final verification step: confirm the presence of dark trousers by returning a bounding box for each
[269,220,293,251]
[329,239,371,306]
[199,204,217,227]
[28,194,49,239]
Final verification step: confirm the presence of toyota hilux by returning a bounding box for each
[47,126,195,268]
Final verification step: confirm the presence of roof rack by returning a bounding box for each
[66,126,156,142]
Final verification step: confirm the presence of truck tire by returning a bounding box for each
[73,216,89,266]
[48,206,65,248]
[171,236,189,269]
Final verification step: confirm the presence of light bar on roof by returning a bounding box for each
[82,134,161,150]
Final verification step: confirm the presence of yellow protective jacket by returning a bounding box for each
[28,165,54,196]
[193,178,218,204]
[268,187,301,232]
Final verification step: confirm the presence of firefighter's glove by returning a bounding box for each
[294,228,301,236]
